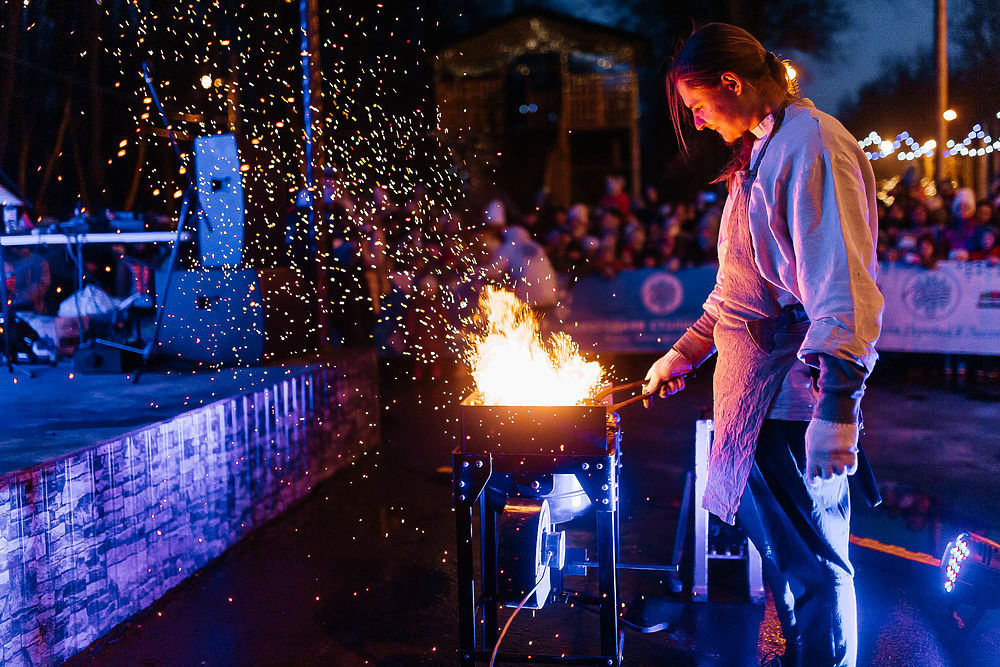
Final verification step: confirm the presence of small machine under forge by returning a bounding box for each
[453,384,655,666]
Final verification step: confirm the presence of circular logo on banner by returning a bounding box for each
[641,273,684,316]
[901,270,962,321]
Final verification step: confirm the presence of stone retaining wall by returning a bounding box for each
[0,354,379,665]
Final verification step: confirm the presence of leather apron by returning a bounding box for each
[703,114,809,524]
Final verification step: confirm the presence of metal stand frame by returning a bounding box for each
[101,188,200,383]
[453,417,762,663]
[691,418,765,604]
[453,441,624,666]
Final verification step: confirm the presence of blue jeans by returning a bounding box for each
[737,420,857,667]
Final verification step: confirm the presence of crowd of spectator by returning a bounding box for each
[528,176,723,281]
[278,164,1000,358]
[875,167,1000,268]
[450,167,1000,299]
[5,163,999,367]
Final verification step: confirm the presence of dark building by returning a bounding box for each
[433,11,646,208]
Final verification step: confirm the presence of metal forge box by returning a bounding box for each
[453,393,623,666]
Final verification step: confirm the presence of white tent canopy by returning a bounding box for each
[0,182,24,207]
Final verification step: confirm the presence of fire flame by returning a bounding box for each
[466,287,604,406]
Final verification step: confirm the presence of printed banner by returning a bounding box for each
[555,262,1000,356]
[876,261,1000,355]
[554,267,717,353]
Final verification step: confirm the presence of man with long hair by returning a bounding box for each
[643,23,883,667]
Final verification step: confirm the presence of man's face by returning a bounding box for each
[676,78,746,144]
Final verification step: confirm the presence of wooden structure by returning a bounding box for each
[433,11,646,208]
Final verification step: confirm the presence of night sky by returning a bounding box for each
[796,0,936,114]
[543,0,964,115]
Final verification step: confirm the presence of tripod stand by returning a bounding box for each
[0,172,36,377]
[97,62,209,384]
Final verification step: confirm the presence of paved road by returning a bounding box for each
[70,356,1000,666]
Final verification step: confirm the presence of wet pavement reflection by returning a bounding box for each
[70,356,1000,666]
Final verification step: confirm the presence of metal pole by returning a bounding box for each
[934,0,948,186]
[300,0,315,208]
[300,0,330,349]
[0,239,15,373]
[597,508,620,665]
[482,501,498,651]
[692,419,711,601]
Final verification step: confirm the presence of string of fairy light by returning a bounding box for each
[859,112,1000,162]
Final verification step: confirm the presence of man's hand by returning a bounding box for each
[642,349,693,408]
[804,418,859,483]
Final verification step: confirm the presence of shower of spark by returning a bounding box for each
[97,2,489,363]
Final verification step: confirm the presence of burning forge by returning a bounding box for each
[453,287,625,666]
[464,287,605,407]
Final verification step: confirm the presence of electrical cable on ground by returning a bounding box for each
[488,573,547,667]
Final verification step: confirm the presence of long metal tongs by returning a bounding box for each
[592,380,650,411]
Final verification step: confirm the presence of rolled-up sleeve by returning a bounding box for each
[673,310,717,367]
